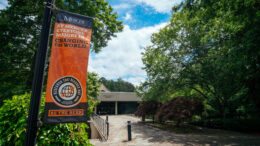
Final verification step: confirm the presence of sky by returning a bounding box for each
[0,0,183,86]
[89,0,183,85]
[0,0,8,10]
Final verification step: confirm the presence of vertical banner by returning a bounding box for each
[44,10,93,123]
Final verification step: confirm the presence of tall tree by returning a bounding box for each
[138,0,260,118]
[0,0,123,102]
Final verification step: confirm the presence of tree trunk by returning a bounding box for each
[141,115,145,122]
[176,120,181,127]
[26,50,37,89]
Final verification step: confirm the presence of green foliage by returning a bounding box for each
[0,93,92,145]
[0,72,100,145]
[99,77,135,92]
[137,0,260,119]
[87,72,101,116]
[0,0,123,103]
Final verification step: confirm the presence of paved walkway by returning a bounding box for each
[90,115,260,146]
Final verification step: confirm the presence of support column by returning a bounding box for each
[115,101,118,115]
[94,106,97,114]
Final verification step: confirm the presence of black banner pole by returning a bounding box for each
[24,0,55,145]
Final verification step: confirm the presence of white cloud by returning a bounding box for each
[88,22,168,86]
[134,0,182,13]
[123,13,132,20]
[125,76,146,86]
[113,3,132,10]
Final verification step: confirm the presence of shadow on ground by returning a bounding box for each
[131,122,260,146]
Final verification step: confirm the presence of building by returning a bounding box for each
[95,84,141,115]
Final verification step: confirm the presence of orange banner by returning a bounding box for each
[44,10,93,123]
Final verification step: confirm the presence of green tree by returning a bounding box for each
[87,72,101,116]
[0,0,123,103]
[138,0,260,118]
[99,77,135,92]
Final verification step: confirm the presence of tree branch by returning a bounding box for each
[191,87,208,99]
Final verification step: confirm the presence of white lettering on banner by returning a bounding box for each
[64,16,85,25]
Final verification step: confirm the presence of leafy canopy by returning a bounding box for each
[99,77,135,92]
[0,0,123,102]
[137,0,260,118]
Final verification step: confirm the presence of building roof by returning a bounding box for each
[97,84,141,102]
[98,92,141,102]
[99,84,110,92]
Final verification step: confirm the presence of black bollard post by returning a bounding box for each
[127,121,132,141]
[107,121,109,137]
[106,115,109,137]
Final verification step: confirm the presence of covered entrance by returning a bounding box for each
[96,102,115,115]
[118,102,139,114]
[95,85,141,115]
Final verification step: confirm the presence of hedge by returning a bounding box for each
[0,93,92,145]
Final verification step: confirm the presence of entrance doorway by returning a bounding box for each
[118,102,139,114]
[97,102,115,115]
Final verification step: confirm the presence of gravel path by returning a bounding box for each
[90,115,260,146]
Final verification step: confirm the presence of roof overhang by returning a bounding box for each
[98,92,141,102]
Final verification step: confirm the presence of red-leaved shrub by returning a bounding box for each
[156,97,203,126]
[135,100,161,122]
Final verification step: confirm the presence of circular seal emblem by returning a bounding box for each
[51,76,82,108]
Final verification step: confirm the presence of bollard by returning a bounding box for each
[106,115,109,137]
[127,121,132,141]
[107,121,109,137]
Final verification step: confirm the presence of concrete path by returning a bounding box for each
[90,115,260,146]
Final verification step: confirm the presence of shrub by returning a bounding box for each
[87,72,101,117]
[135,100,161,122]
[156,97,203,126]
[0,93,92,145]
